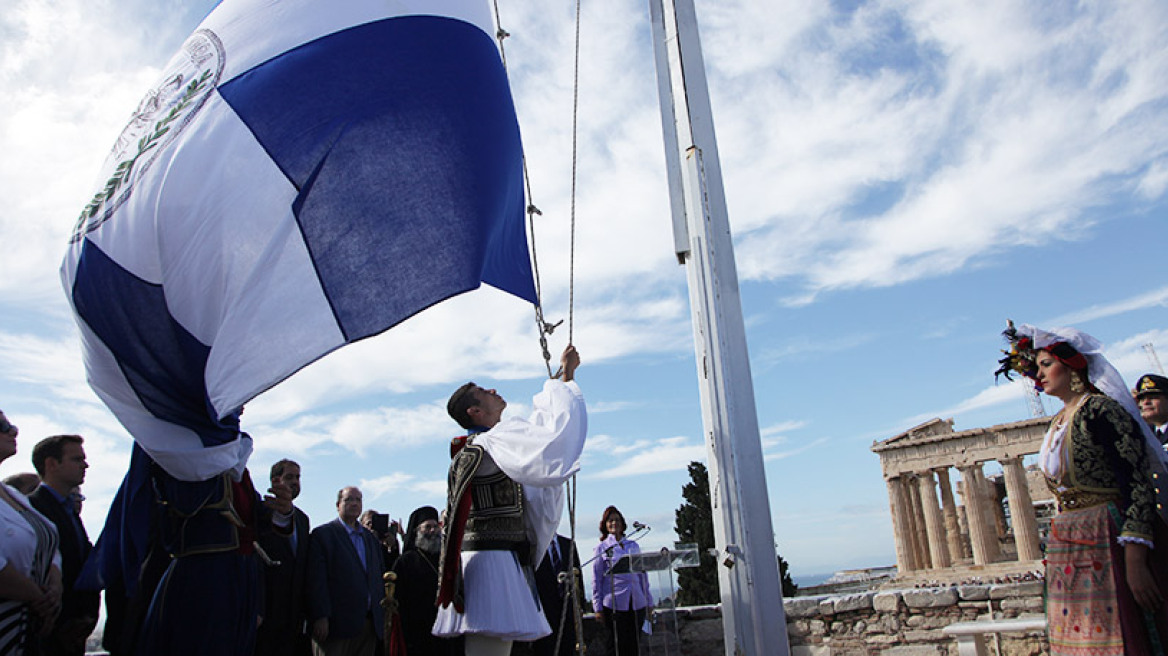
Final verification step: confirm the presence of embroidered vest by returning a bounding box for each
[463,469,528,559]
[437,437,530,610]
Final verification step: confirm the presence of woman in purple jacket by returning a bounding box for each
[591,506,652,656]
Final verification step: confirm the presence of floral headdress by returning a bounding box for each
[995,320,1091,392]
[994,320,1038,383]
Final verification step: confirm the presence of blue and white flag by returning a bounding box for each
[61,0,537,481]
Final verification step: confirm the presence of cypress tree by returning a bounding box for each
[674,461,798,605]
[674,462,720,605]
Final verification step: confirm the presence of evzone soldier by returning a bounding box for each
[434,346,587,656]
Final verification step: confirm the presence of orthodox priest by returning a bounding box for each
[390,506,460,656]
[434,345,587,656]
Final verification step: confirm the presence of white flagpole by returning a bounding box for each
[648,0,790,654]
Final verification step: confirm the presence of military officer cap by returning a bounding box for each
[1135,374,1168,399]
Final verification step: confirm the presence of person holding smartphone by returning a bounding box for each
[361,510,401,572]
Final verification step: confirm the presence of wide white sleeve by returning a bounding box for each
[478,379,587,562]
[477,379,587,487]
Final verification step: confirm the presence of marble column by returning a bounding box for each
[1001,457,1042,561]
[887,476,918,572]
[958,465,990,565]
[916,470,951,568]
[895,476,921,571]
[957,502,973,559]
[905,474,932,569]
[970,466,1002,562]
[936,468,965,564]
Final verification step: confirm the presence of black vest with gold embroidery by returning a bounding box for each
[464,470,528,560]
[446,439,530,563]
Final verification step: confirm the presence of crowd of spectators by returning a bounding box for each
[0,417,596,656]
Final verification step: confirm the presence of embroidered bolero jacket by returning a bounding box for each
[1052,394,1157,542]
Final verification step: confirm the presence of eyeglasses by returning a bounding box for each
[0,417,15,434]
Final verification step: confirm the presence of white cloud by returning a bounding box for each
[725,1,1168,298]
[1105,330,1168,383]
[249,401,452,459]
[761,419,809,437]
[0,330,92,403]
[764,436,831,462]
[899,380,1027,428]
[1137,159,1168,199]
[588,400,641,414]
[357,473,447,505]
[1045,286,1168,326]
[582,434,656,460]
[359,473,417,501]
[0,0,209,303]
[589,436,705,479]
[757,334,874,365]
[587,422,826,473]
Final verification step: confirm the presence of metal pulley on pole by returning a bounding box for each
[648,0,790,654]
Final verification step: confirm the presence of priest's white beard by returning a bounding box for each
[416,533,441,554]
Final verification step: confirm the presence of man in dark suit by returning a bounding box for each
[256,458,313,656]
[308,486,386,656]
[30,434,100,656]
[517,534,584,656]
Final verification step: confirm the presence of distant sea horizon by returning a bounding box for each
[792,558,898,589]
[792,572,833,588]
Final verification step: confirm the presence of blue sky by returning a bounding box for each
[1,0,1167,591]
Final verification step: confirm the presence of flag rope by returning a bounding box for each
[493,2,585,652]
[492,0,578,380]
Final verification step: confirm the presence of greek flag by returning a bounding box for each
[60,0,537,482]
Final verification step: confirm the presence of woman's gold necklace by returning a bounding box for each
[1053,393,1091,430]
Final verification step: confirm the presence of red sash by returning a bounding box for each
[436,436,473,611]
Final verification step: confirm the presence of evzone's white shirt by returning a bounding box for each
[474,379,587,561]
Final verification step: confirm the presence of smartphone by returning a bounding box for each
[371,512,389,537]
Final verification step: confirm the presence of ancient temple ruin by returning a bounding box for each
[871,416,1053,580]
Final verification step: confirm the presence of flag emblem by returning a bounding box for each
[74,29,225,240]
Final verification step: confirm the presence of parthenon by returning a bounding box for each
[871,415,1052,579]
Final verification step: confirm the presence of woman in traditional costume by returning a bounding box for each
[996,323,1168,655]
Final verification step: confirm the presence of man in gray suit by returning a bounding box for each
[308,486,385,656]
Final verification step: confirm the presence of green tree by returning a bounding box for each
[674,462,719,605]
[674,461,798,605]
[779,553,798,598]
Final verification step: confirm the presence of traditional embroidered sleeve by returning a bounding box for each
[477,380,588,569]
[1078,396,1156,543]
